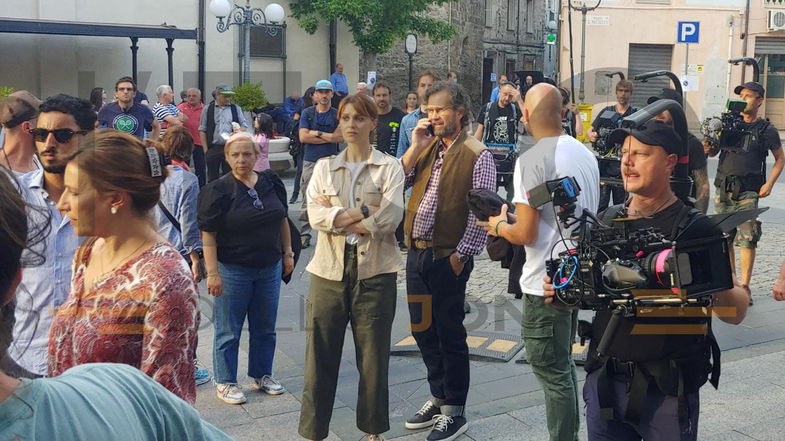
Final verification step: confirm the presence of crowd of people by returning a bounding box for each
[0,61,783,441]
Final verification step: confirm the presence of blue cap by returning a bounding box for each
[315,80,333,91]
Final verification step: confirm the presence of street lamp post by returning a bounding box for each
[404,34,418,91]
[210,0,285,85]
[569,0,602,102]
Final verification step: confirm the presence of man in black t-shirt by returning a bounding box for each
[543,120,748,440]
[648,88,710,213]
[588,80,638,211]
[707,81,785,304]
[372,82,406,156]
[475,81,521,201]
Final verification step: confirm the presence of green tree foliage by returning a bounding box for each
[0,86,15,99]
[290,0,457,55]
[232,82,268,111]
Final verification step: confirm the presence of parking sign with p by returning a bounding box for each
[677,21,700,43]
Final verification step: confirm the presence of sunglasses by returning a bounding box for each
[30,128,89,143]
[247,188,264,210]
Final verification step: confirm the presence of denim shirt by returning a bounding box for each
[155,165,202,257]
[9,169,82,376]
[396,108,426,158]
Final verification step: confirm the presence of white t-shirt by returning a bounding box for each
[512,135,600,295]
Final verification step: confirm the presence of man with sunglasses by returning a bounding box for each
[0,90,42,181]
[7,94,96,379]
[97,76,160,140]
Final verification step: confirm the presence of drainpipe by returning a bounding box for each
[329,20,337,78]
[741,0,750,83]
[198,0,206,96]
[726,15,734,100]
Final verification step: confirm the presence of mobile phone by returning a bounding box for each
[427,125,435,137]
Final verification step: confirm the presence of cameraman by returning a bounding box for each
[481,83,600,441]
[587,80,637,211]
[707,81,784,304]
[544,120,748,440]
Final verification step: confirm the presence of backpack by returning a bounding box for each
[287,106,315,158]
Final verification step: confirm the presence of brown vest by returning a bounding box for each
[404,131,487,259]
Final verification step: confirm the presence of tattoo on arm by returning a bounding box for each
[692,166,710,213]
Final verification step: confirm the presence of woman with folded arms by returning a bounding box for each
[298,93,404,441]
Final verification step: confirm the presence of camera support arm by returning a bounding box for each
[633,70,683,97]
[621,99,692,204]
[729,57,760,83]
[605,71,625,80]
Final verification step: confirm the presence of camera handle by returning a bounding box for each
[596,307,626,364]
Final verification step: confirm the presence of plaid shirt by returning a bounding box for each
[407,141,496,256]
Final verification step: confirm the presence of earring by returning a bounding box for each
[110,206,118,215]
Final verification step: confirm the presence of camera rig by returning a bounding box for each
[700,57,760,153]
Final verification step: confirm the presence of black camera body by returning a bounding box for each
[545,208,732,312]
[701,99,753,152]
[592,109,624,156]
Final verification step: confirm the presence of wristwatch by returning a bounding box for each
[317,130,324,138]
[455,251,470,264]
[360,205,370,218]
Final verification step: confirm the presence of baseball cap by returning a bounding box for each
[315,80,333,91]
[214,84,235,95]
[733,81,765,98]
[608,119,683,156]
[0,90,42,128]
[647,88,683,107]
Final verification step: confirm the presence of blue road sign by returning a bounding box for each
[677,21,700,44]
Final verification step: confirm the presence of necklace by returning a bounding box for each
[93,240,149,284]
[626,195,677,218]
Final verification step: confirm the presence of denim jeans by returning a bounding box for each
[213,260,282,384]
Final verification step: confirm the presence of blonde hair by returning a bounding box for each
[223,132,260,155]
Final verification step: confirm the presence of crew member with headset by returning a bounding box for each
[587,80,637,211]
[706,81,784,305]
[544,120,749,440]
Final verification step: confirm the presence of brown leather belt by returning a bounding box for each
[413,239,433,250]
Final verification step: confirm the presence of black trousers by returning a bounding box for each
[406,247,473,410]
[206,145,230,182]
[291,150,303,199]
[598,184,627,212]
[192,144,206,187]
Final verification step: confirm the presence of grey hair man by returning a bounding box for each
[153,85,187,140]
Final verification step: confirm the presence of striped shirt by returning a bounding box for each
[152,102,181,139]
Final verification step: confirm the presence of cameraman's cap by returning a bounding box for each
[608,120,683,156]
[214,84,235,95]
[315,80,333,91]
[734,81,765,98]
[0,90,42,128]
[647,88,683,107]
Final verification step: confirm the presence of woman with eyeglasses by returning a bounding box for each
[49,130,199,404]
[198,132,294,405]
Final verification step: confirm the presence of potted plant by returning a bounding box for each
[231,82,268,124]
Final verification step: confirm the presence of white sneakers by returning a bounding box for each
[215,383,247,405]
[250,374,286,395]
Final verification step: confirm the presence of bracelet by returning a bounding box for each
[494,219,508,236]
[283,251,295,258]
[207,273,219,278]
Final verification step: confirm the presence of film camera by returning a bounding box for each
[701,99,753,152]
[592,109,625,156]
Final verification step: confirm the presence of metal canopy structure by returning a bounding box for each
[0,17,199,91]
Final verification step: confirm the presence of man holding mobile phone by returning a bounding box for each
[400,81,496,441]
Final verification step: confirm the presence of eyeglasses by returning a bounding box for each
[247,188,264,210]
[30,128,89,143]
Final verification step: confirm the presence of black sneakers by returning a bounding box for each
[427,415,468,441]
[405,400,441,430]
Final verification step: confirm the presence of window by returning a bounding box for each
[507,0,517,31]
[526,0,535,34]
[485,0,493,28]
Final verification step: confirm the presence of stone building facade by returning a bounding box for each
[362,0,548,116]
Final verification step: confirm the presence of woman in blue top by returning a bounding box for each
[0,167,233,441]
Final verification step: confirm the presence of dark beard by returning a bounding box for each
[42,164,66,174]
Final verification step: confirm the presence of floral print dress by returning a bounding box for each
[48,241,200,404]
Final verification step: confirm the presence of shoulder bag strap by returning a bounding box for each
[158,201,181,232]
